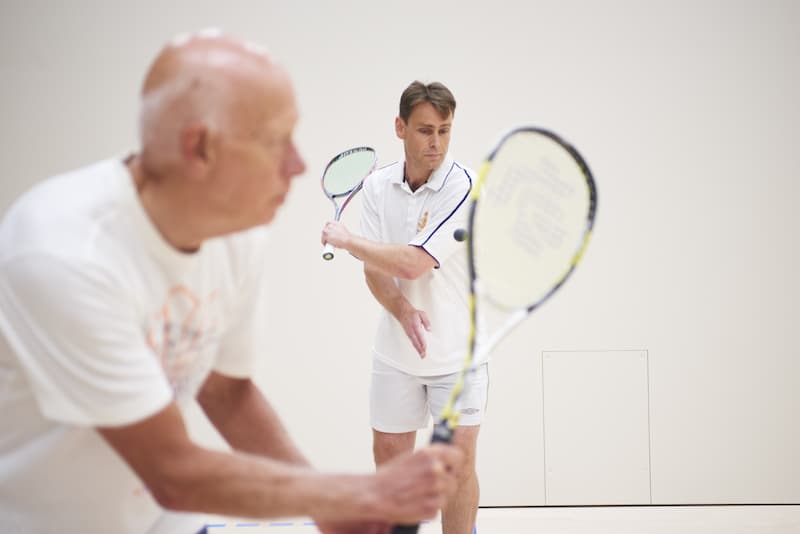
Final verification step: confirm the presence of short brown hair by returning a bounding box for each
[398,81,456,123]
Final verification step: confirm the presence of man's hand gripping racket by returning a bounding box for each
[320,146,377,260]
[392,126,598,533]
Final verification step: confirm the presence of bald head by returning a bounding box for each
[141,29,274,97]
[138,29,294,176]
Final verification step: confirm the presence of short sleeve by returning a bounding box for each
[0,254,172,427]
[410,166,472,267]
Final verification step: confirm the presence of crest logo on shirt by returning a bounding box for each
[417,210,429,232]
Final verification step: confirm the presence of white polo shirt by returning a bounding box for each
[361,156,483,376]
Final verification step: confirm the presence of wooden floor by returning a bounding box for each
[204,505,800,533]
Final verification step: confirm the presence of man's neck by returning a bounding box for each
[404,163,432,192]
[126,155,204,253]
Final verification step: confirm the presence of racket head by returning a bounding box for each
[468,126,597,313]
[320,146,376,261]
[321,146,377,201]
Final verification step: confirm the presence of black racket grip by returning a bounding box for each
[391,525,420,534]
[430,420,454,443]
[390,422,454,534]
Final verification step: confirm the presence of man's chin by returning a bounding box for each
[260,210,278,226]
[426,156,443,168]
[260,198,287,225]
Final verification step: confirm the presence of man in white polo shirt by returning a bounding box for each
[321,81,487,534]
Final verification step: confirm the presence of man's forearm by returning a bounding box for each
[365,266,412,321]
[99,402,391,523]
[156,446,382,521]
[345,236,432,280]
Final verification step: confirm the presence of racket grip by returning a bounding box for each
[430,419,454,443]
[322,242,335,260]
[391,525,420,534]
[390,422,454,534]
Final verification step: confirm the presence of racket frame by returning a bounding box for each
[438,126,598,437]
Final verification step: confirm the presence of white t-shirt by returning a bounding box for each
[361,156,485,376]
[0,159,269,533]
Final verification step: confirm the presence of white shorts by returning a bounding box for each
[370,358,489,433]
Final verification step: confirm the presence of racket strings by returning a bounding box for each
[473,133,593,311]
[322,148,376,197]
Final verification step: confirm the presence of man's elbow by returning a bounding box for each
[146,454,205,512]
[149,476,194,512]
[396,265,422,280]
[396,261,434,280]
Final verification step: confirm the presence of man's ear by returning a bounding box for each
[395,116,406,140]
[180,121,212,176]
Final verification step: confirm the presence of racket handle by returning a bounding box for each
[322,242,335,260]
[391,525,420,534]
[430,420,454,443]
[390,422,454,534]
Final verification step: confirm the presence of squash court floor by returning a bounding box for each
[204,505,799,533]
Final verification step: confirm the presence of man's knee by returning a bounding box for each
[372,429,416,464]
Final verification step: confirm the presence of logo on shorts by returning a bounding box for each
[461,408,480,415]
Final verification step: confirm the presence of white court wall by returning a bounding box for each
[0,0,798,506]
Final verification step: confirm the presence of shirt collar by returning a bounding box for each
[390,155,454,192]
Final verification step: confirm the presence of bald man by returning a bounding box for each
[0,31,462,534]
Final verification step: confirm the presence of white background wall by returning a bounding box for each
[1,0,798,506]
